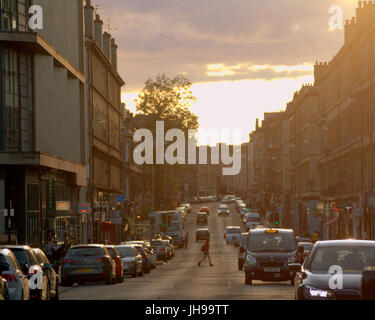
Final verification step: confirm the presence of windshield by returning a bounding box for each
[247,216,260,223]
[198,231,209,235]
[116,247,135,257]
[227,228,241,234]
[309,246,375,273]
[248,232,296,252]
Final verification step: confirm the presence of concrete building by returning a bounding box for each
[0,0,86,245]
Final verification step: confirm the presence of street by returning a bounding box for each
[60,203,294,300]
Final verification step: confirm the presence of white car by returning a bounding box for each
[224,226,242,246]
[245,213,261,231]
[218,206,230,216]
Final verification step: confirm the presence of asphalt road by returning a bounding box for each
[60,202,295,300]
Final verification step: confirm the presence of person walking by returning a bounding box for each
[198,239,214,266]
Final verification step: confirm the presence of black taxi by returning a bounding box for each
[244,228,300,285]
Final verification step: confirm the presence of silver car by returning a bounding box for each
[0,248,30,300]
[115,245,143,277]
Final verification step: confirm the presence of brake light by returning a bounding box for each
[96,257,109,262]
[159,247,165,251]
[1,273,17,282]
[63,259,73,264]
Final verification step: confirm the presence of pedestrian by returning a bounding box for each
[198,239,214,266]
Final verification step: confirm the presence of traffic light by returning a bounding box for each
[274,212,279,226]
[161,213,167,227]
[249,208,252,212]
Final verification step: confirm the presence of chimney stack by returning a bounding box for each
[103,32,112,60]
[94,14,103,48]
[111,38,118,70]
[84,0,94,39]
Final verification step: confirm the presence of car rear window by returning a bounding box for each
[227,228,241,234]
[9,249,35,266]
[116,247,135,257]
[67,247,104,257]
[248,232,296,252]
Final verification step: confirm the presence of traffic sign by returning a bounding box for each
[4,209,8,217]
[10,209,14,217]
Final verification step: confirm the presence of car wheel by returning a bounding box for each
[245,273,252,285]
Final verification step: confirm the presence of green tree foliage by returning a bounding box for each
[135,74,199,132]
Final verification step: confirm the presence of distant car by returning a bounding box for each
[296,237,313,244]
[61,244,117,286]
[125,241,156,269]
[196,229,210,242]
[196,213,208,225]
[32,248,59,300]
[218,206,230,216]
[245,213,261,231]
[133,245,151,274]
[221,197,231,204]
[180,203,192,213]
[200,207,210,215]
[152,239,169,262]
[115,245,143,277]
[297,242,313,264]
[1,245,50,300]
[106,246,124,283]
[244,228,299,285]
[295,240,375,300]
[0,248,29,300]
[224,226,242,246]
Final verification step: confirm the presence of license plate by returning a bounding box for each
[77,269,93,273]
[264,267,280,272]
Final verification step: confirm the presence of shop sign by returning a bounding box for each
[56,201,70,211]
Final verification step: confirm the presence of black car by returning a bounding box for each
[61,244,116,286]
[294,240,375,300]
[244,228,299,285]
[196,229,210,242]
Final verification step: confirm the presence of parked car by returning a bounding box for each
[221,197,231,204]
[244,228,299,285]
[196,229,210,242]
[295,240,375,300]
[115,245,143,277]
[125,241,156,269]
[106,246,124,283]
[245,213,261,231]
[152,239,169,262]
[224,226,242,246]
[61,244,116,286]
[0,248,29,300]
[133,245,151,274]
[32,248,59,300]
[196,213,208,225]
[0,273,8,300]
[1,245,50,300]
[297,242,313,264]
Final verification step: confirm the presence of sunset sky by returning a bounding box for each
[99,0,357,144]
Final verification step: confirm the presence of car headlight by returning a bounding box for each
[246,254,257,266]
[304,286,333,299]
[288,254,298,265]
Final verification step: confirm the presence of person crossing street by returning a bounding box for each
[198,239,214,266]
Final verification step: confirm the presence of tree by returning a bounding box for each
[135,74,199,132]
[134,74,199,210]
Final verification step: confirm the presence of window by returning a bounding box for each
[1,0,29,32]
